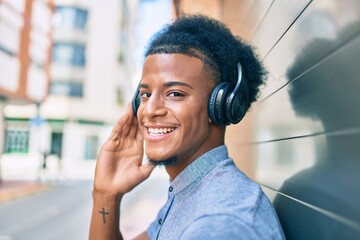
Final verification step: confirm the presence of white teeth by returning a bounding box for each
[148,127,175,135]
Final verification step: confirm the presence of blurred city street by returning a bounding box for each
[0,1,171,238]
[0,180,93,240]
[0,168,168,240]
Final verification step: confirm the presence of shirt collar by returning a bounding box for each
[170,145,228,194]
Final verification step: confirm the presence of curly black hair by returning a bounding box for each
[144,14,267,108]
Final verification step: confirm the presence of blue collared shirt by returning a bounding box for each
[147,145,285,239]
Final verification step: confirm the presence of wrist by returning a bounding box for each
[90,189,123,240]
[92,189,123,204]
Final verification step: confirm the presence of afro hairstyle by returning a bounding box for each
[144,14,267,108]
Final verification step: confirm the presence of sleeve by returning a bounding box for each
[179,215,262,240]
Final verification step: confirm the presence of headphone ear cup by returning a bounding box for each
[208,82,232,125]
[225,91,247,124]
[132,89,140,117]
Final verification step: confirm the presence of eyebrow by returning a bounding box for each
[139,81,193,89]
[139,83,149,89]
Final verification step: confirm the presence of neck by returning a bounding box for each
[166,128,225,180]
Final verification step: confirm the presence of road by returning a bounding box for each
[0,169,168,240]
[0,180,93,240]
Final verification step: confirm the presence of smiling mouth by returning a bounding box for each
[147,127,176,136]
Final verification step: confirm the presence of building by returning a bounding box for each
[0,0,54,180]
[1,0,175,181]
[1,0,136,180]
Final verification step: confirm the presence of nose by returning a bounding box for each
[142,93,167,118]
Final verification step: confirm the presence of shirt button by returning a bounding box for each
[168,186,173,192]
[158,219,162,225]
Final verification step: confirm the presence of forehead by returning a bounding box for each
[141,54,207,84]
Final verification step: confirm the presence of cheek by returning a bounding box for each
[172,100,208,120]
[197,98,210,119]
[176,103,209,130]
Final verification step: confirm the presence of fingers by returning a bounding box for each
[128,103,142,140]
[107,114,129,142]
[120,105,135,139]
[107,104,136,142]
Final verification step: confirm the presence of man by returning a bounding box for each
[89,15,285,240]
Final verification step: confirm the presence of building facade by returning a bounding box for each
[1,0,137,180]
[0,0,54,180]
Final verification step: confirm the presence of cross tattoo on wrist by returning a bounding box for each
[99,208,109,223]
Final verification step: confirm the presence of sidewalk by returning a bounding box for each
[0,180,50,204]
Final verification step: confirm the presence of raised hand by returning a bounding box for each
[93,104,155,197]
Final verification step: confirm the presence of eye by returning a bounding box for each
[167,91,185,97]
[140,92,151,100]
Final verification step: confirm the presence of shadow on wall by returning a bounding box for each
[273,21,360,239]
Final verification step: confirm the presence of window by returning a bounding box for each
[50,132,62,157]
[84,135,99,160]
[4,130,29,153]
[53,6,88,31]
[0,43,17,57]
[50,81,83,97]
[52,42,86,66]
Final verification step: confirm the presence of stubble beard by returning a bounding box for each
[147,156,177,167]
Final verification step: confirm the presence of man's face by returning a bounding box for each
[137,53,217,166]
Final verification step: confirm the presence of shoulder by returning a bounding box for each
[199,159,262,202]
[186,160,284,238]
[179,214,261,240]
[179,213,285,240]
[187,159,264,220]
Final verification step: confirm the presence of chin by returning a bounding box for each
[147,157,177,167]
[145,146,172,160]
[145,148,178,166]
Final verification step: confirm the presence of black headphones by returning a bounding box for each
[132,62,249,125]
